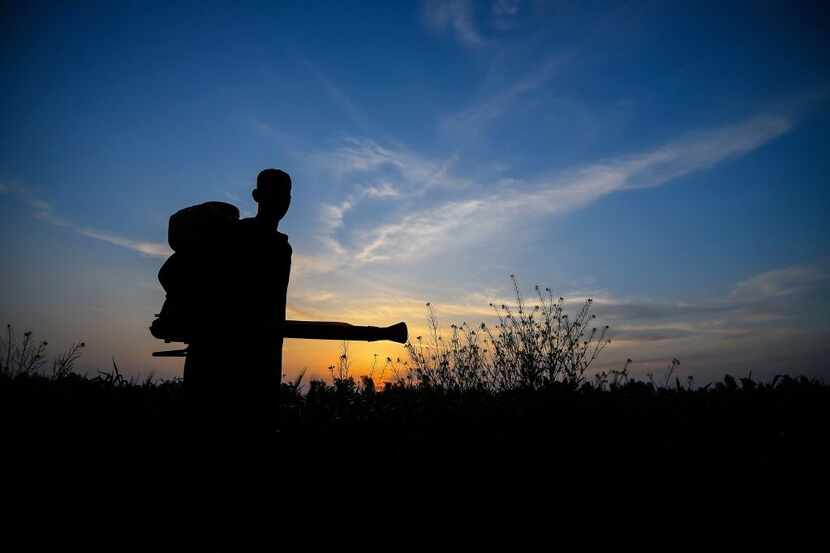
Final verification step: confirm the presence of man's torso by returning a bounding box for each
[234,217,292,330]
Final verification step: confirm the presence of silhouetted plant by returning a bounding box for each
[51,341,85,378]
[94,357,128,386]
[593,358,632,390]
[664,357,681,388]
[282,367,307,397]
[1,325,48,377]
[1,324,86,379]
[645,357,688,391]
[404,276,612,391]
[328,340,352,383]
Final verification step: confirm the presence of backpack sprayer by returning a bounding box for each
[150,201,408,357]
[152,320,408,357]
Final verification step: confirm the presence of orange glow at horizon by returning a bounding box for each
[282,338,409,382]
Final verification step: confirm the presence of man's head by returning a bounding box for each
[253,168,292,222]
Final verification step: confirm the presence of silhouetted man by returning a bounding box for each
[183,169,291,434]
[234,168,292,427]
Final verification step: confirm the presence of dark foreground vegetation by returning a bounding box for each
[4,283,829,492]
[3,366,828,475]
[3,340,829,489]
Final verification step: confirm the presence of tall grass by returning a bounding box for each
[0,324,85,378]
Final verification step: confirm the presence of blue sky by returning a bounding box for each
[1,0,829,382]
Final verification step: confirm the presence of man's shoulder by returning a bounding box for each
[237,218,285,237]
[237,217,261,231]
[274,231,291,253]
[237,218,291,250]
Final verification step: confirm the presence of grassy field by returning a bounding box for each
[3,283,829,484]
[3,342,828,483]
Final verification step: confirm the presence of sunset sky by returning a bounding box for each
[2,1,829,383]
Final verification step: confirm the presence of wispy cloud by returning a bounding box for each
[491,0,521,30]
[364,182,402,199]
[285,257,829,375]
[422,0,484,48]
[291,253,338,278]
[4,180,345,277]
[345,110,795,264]
[288,259,829,379]
[3,183,171,258]
[354,197,487,263]
[311,137,471,263]
[598,260,830,378]
[302,58,371,132]
[442,55,566,135]
[731,261,830,301]
[34,208,172,258]
[316,138,467,193]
